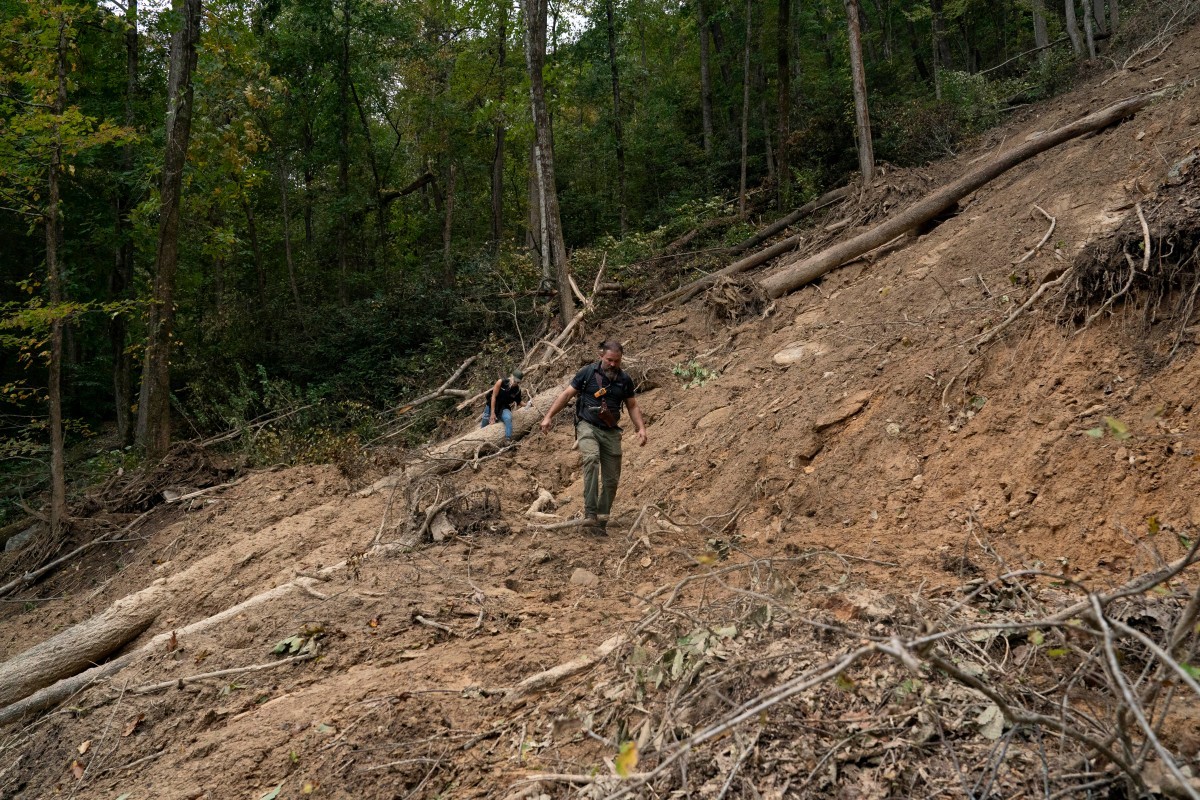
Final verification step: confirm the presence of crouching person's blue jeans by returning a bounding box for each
[480,407,513,439]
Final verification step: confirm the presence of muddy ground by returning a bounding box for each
[4,22,1200,800]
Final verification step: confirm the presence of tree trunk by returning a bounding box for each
[0,584,166,709]
[302,120,314,245]
[756,19,774,183]
[442,162,456,287]
[112,0,137,447]
[759,93,1153,299]
[931,0,950,98]
[907,19,931,82]
[46,13,68,537]
[844,0,874,183]
[1081,0,1096,57]
[136,0,201,461]
[1031,0,1050,63]
[335,0,352,306]
[523,0,575,324]
[349,81,387,255]
[1064,0,1082,54]
[242,197,268,338]
[738,0,751,214]
[1109,0,1119,33]
[278,157,307,335]
[697,0,714,159]
[491,0,507,248]
[776,0,791,207]
[1092,0,1107,35]
[604,0,627,234]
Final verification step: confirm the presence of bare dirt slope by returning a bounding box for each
[4,30,1200,800]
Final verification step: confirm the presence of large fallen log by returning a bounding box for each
[654,186,852,307]
[0,573,329,726]
[0,582,168,709]
[758,91,1157,298]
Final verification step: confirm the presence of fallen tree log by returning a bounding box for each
[727,185,852,255]
[655,233,804,307]
[759,91,1157,299]
[654,185,853,307]
[0,582,167,708]
[0,575,328,726]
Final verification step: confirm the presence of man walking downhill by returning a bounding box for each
[540,340,648,535]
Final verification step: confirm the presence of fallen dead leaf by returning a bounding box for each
[70,759,85,780]
[77,740,90,755]
[123,713,144,737]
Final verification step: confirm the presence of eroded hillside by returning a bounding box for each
[3,26,1200,800]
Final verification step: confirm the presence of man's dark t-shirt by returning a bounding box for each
[488,378,523,411]
[571,363,636,430]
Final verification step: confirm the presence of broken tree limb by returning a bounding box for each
[389,355,477,415]
[758,91,1159,299]
[128,651,318,695]
[0,582,168,708]
[1014,204,1056,265]
[0,508,157,598]
[504,633,627,706]
[727,185,853,255]
[653,186,853,308]
[656,233,805,307]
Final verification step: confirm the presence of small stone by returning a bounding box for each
[911,475,924,489]
[570,568,599,588]
[1115,447,1129,462]
[529,549,552,565]
[885,422,901,436]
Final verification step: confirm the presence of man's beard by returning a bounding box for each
[602,366,620,380]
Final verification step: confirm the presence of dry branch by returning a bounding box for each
[758,91,1160,299]
[128,651,317,695]
[388,355,477,415]
[504,633,627,706]
[727,185,852,255]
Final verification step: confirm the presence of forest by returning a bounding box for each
[1,0,1130,530]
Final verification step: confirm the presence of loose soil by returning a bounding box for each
[4,26,1200,800]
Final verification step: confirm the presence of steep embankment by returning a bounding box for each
[3,28,1200,800]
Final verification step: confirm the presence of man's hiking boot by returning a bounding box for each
[584,513,607,536]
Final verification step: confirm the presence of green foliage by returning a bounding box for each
[672,360,717,389]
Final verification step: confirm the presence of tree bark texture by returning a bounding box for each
[491,0,507,247]
[278,158,307,335]
[1064,0,1083,54]
[1032,0,1050,62]
[336,0,352,306]
[46,13,68,536]
[605,0,627,234]
[442,162,456,287]
[1081,0,1097,57]
[844,0,874,183]
[136,0,201,460]
[739,0,751,214]
[697,0,714,159]
[523,0,575,324]
[759,93,1153,299]
[112,0,137,446]
[776,0,791,206]
[0,583,167,709]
